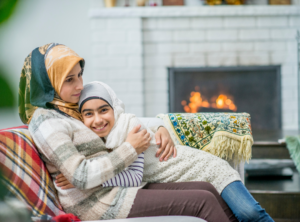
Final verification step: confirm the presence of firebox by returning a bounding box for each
[168,66,281,131]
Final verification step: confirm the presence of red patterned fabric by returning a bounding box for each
[51,214,81,222]
[0,125,65,217]
[37,213,81,222]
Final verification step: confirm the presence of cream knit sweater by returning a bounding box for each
[105,113,241,194]
[144,142,242,194]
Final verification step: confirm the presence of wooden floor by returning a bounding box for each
[246,130,300,221]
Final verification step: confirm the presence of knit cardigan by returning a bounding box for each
[28,108,146,220]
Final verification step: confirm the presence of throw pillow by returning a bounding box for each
[0,126,65,218]
[157,113,253,163]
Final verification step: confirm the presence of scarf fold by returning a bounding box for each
[49,92,83,122]
[18,43,84,124]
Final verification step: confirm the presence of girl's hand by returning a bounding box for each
[126,124,151,154]
[55,173,75,190]
[155,127,177,162]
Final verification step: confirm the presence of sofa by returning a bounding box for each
[0,117,246,222]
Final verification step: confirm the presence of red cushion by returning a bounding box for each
[0,126,65,217]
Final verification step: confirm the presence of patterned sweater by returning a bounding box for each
[28,108,146,220]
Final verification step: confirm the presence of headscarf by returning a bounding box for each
[78,82,113,112]
[78,81,137,149]
[19,43,84,124]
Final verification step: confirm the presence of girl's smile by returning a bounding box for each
[92,123,108,132]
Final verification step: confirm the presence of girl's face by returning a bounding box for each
[60,63,83,103]
[81,99,115,137]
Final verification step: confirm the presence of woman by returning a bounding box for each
[19,43,238,221]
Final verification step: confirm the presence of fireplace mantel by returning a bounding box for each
[89,5,300,129]
[89,6,300,18]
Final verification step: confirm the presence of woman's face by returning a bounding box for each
[81,99,115,138]
[60,63,83,103]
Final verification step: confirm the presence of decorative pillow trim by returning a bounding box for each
[203,132,252,164]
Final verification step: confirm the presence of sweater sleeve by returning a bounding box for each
[102,152,144,187]
[29,115,138,190]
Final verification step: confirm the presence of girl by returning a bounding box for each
[59,81,274,222]
[78,82,145,188]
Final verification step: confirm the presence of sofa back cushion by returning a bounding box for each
[0,126,65,217]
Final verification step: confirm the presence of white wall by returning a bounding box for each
[0,0,93,128]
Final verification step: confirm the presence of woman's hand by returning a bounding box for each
[55,174,75,190]
[155,127,177,162]
[126,124,151,154]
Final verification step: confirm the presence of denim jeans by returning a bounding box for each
[221,181,274,222]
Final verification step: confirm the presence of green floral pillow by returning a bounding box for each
[157,113,253,163]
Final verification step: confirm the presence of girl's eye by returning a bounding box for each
[78,70,83,77]
[84,112,92,117]
[101,108,108,113]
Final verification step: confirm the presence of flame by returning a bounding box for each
[182,86,237,113]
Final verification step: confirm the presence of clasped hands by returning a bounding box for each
[126,124,177,160]
[56,125,176,189]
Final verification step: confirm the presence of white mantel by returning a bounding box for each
[89,6,300,130]
[89,6,300,18]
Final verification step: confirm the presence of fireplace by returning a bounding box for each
[168,66,281,131]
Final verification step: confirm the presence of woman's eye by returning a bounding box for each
[78,71,83,77]
[65,78,73,83]
[101,108,108,113]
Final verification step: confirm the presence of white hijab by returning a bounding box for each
[79,81,136,149]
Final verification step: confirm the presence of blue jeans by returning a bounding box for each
[221,181,274,222]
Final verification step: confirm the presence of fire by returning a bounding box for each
[182,87,237,113]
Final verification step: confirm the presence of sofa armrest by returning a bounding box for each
[227,159,245,184]
[138,117,165,129]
